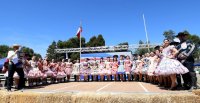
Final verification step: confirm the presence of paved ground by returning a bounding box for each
[7,81,188,94]
[2,74,199,94]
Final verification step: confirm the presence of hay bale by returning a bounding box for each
[0,91,200,103]
[0,91,11,103]
[108,94,200,103]
[0,91,73,103]
[193,90,200,96]
[71,93,200,103]
[71,92,112,103]
[37,92,72,103]
[10,91,41,103]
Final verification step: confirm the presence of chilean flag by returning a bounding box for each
[76,26,82,39]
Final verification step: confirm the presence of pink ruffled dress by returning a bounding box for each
[155,45,189,76]
[105,61,112,75]
[65,62,73,75]
[124,60,132,74]
[28,60,42,78]
[111,62,118,75]
[56,64,66,78]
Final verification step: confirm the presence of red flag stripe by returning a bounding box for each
[76,27,82,39]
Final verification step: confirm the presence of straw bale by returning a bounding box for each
[193,90,200,96]
[0,91,200,103]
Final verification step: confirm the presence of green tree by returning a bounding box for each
[57,40,64,49]
[139,40,144,45]
[53,37,86,61]
[96,34,105,46]
[163,30,175,42]
[135,40,153,56]
[33,53,42,60]
[47,41,57,61]
[118,42,128,45]
[56,40,66,61]
[86,36,97,47]
[20,46,42,60]
[21,47,34,57]
[48,35,105,61]
[0,45,11,58]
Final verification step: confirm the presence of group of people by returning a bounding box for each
[2,54,75,90]
[133,32,198,91]
[2,32,198,92]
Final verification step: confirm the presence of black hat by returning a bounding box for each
[176,32,189,37]
[154,45,160,50]
[113,55,118,58]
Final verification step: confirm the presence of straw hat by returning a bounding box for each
[12,44,21,48]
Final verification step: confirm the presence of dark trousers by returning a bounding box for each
[7,62,25,90]
[176,74,182,87]
[182,61,196,88]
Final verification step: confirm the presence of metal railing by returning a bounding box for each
[55,44,160,53]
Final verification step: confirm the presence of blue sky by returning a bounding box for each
[0,0,200,57]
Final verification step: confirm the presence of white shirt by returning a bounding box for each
[7,50,18,62]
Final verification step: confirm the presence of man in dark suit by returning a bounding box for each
[176,32,197,91]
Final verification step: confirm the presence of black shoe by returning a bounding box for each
[7,89,12,92]
[169,86,177,90]
[183,85,190,90]
[177,84,182,88]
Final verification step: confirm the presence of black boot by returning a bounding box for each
[74,75,77,82]
[110,75,112,81]
[91,75,94,81]
[131,74,134,81]
[188,72,197,92]
[88,75,90,82]
[176,74,182,88]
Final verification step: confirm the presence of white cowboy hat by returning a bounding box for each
[12,44,21,48]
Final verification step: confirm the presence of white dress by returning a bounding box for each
[147,56,158,76]
[90,61,99,75]
[117,60,125,73]
[155,45,189,76]
[72,63,80,75]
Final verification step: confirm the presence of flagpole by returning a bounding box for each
[80,21,82,62]
[143,14,150,52]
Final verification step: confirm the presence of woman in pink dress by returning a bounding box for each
[90,58,98,81]
[65,59,73,81]
[98,58,105,81]
[134,55,143,81]
[60,59,67,81]
[111,56,118,81]
[156,39,189,90]
[157,46,165,86]
[45,59,57,83]
[105,57,112,81]
[37,58,47,84]
[147,52,157,82]
[56,61,66,82]
[124,55,132,81]
[49,59,57,77]
[80,58,90,81]
[27,56,43,86]
[142,53,150,82]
